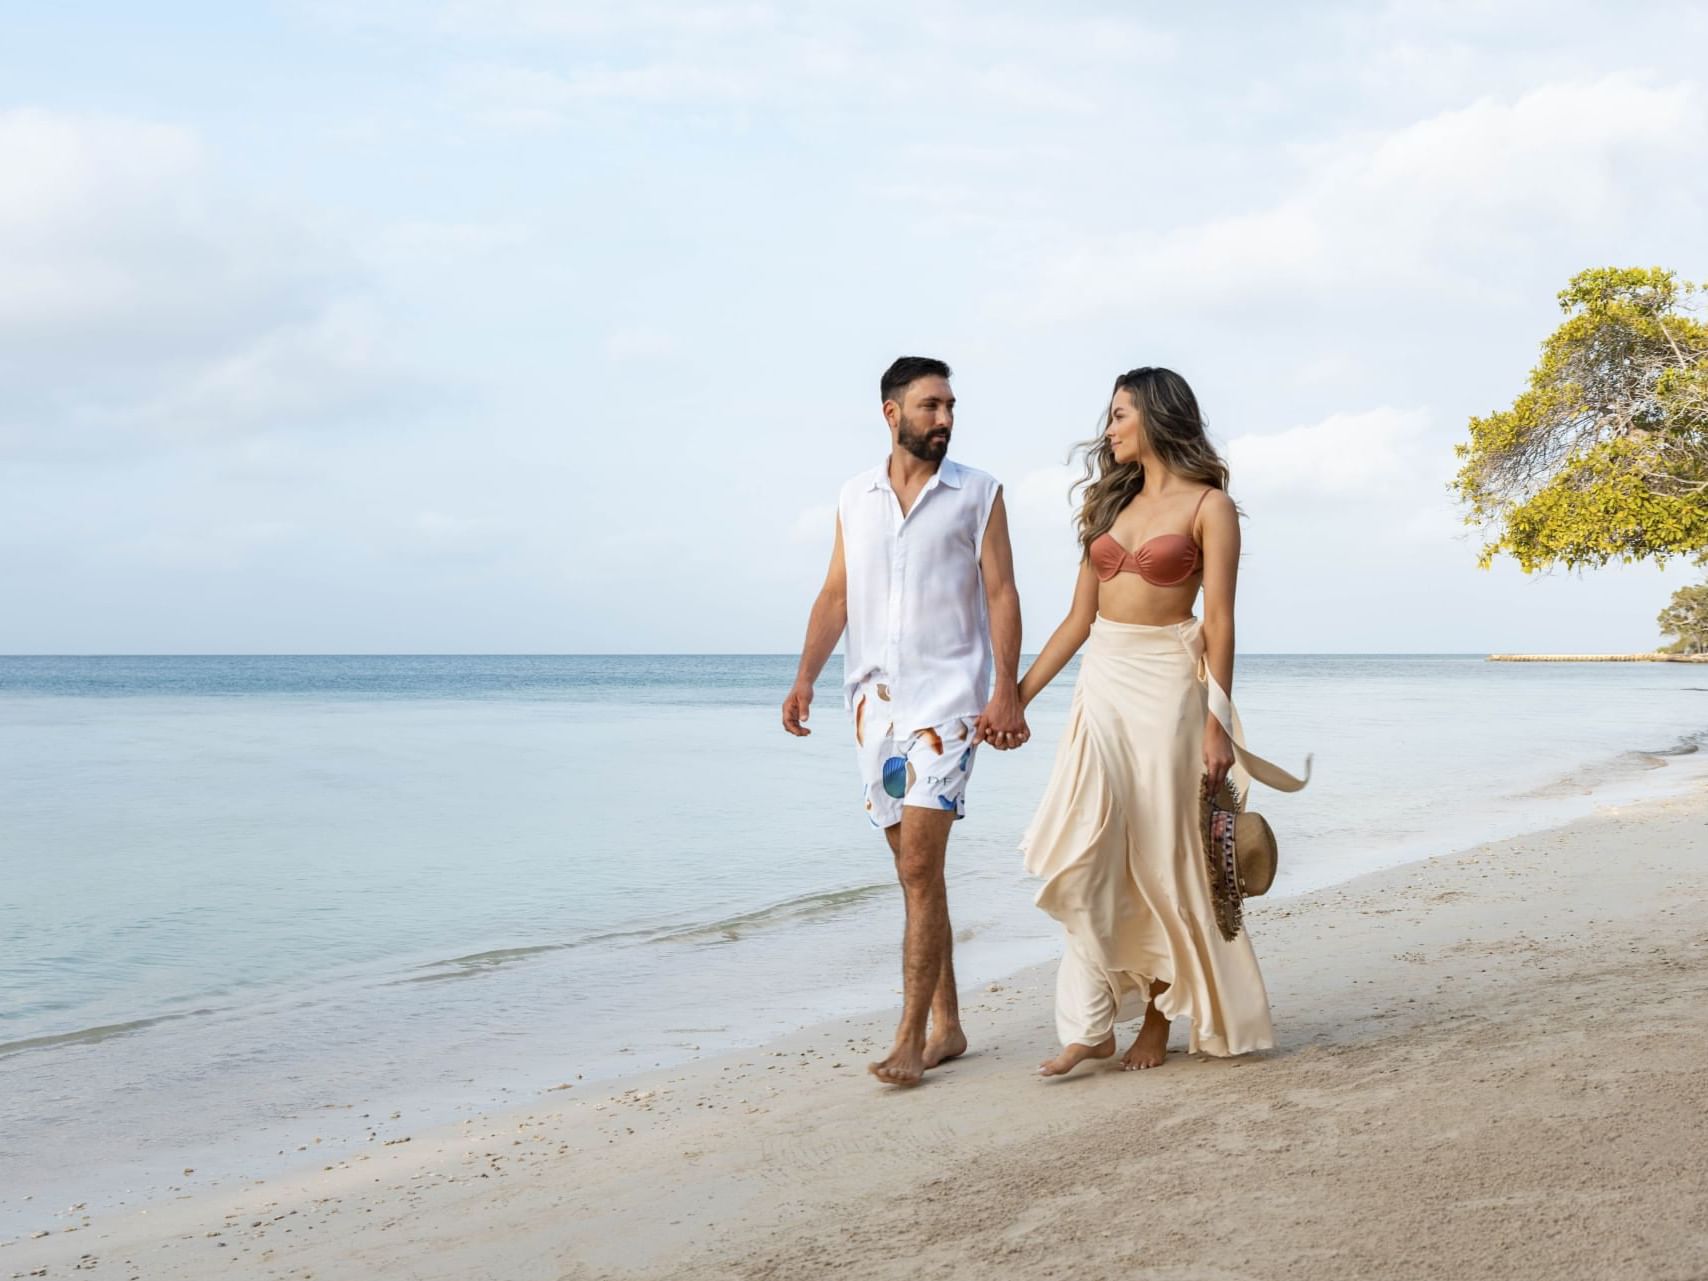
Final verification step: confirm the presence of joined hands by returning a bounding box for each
[975,685,1030,751]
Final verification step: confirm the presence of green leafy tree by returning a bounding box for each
[1658,581,1708,654]
[1454,266,1708,571]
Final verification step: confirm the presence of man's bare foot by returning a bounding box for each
[869,1040,927,1087]
[1121,1006,1170,1070]
[1038,1034,1115,1077]
[923,1027,968,1069]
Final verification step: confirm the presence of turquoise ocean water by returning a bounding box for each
[3,653,1706,1229]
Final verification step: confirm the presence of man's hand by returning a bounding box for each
[782,681,815,736]
[974,684,1029,750]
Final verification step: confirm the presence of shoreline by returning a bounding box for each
[1488,651,1708,662]
[10,780,1708,1279]
[6,740,1706,1240]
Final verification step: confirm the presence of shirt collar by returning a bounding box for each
[868,457,962,492]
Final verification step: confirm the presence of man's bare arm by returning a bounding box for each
[782,516,848,737]
[973,489,1028,749]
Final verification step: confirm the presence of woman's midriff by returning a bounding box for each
[1094,574,1202,628]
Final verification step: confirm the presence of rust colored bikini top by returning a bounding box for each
[1089,488,1212,587]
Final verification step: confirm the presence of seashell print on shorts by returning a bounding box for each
[851,674,979,829]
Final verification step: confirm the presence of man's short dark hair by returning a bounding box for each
[880,356,952,406]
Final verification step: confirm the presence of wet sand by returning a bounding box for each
[8,785,1708,1281]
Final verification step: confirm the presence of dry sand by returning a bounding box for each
[8,785,1708,1281]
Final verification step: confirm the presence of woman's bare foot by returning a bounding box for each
[1038,1034,1115,1077]
[923,1026,968,1069]
[869,1038,927,1087]
[1121,1005,1171,1070]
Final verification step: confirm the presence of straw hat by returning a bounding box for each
[1201,776,1278,941]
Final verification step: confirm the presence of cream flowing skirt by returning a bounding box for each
[1021,615,1308,1056]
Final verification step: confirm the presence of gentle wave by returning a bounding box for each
[396,924,671,984]
[0,1008,214,1059]
[1637,732,1704,757]
[399,883,897,983]
[1517,731,1704,799]
[646,882,895,945]
[3,883,903,1056]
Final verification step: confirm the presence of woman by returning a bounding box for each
[1017,367,1307,1076]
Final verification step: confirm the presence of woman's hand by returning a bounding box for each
[1203,716,1234,796]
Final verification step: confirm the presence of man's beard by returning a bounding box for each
[898,418,950,462]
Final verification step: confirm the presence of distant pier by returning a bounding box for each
[1487,653,1708,663]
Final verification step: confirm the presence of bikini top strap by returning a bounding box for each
[1189,486,1213,538]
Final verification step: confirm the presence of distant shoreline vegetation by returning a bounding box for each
[1487,653,1708,663]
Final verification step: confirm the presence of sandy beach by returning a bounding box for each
[9,782,1708,1281]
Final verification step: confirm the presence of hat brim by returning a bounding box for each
[1235,812,1277,897]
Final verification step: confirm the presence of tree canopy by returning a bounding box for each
[1658,581,1708,654]
[1454,267,1708,571]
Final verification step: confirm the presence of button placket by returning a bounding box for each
[886,512,905,692]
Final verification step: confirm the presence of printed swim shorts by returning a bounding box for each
[851,676,980,828]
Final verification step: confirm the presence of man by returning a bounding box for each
[782,356,1027,1087]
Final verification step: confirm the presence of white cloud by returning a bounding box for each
[1228,408,1435,500]
[369,220,530,270]
[1007,463,1080,531]
[0,109,418,460]
[453,60,756,129]
[1292,353,1361,388]
[602,327,679,362]
[370,0,782,39]
[436,3,1172,131]
[1035,74,1705,316]
[0,108,199,230]
[1222,406,1477,570]
[0,109,315,351]
[119,299,415,437]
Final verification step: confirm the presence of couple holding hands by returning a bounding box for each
[782,357,1307,1087]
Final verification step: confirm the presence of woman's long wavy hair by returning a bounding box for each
[1072,366,1231,559]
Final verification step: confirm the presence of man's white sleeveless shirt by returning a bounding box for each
[837,457,1002,732]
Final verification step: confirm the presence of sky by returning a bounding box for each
[3,0,1706,654]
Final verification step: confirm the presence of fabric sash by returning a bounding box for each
[1182,620,1311,806]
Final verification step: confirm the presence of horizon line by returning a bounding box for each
[2,650,1522,659]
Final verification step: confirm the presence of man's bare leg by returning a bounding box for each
[882,821,966,1070]
[1121,980,1172,1071]
[870,808,957,1086]
[923,955,968,1069]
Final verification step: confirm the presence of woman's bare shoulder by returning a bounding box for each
[1196,487,1239,541]
[1197,486,1237,517]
